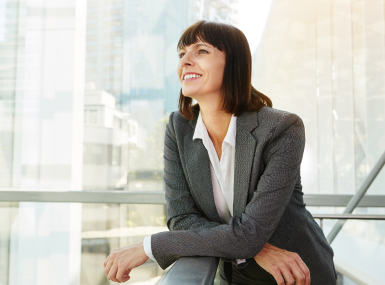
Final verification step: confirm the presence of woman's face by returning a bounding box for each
[177,41,226,102]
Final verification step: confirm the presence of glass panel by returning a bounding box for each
[253,0,385,195]
[307,206,385,282]
[0,202,167,285]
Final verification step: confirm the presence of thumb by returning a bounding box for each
[122,269,132,282]
[122,274,130,282]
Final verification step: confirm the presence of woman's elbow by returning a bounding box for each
[167,216,189,231]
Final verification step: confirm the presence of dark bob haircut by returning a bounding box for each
[177,20,272,120]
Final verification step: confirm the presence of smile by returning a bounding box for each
[183,74,202,82]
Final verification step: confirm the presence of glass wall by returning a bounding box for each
[0,202,167,285]
[253,0,385,195]
[252,0,385,281]
[1,1,86,284]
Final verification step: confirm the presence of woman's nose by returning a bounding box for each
[180,52,195,67]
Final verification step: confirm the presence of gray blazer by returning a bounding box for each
[152,105,337,284]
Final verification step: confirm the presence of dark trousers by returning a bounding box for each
[218,258,278,285]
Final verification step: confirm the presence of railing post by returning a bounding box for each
[327,150,385,244]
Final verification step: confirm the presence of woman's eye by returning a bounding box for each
[178,49,208,58]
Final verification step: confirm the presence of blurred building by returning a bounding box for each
[83,85,140,190]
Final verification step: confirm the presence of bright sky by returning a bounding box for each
[236,0,273,54]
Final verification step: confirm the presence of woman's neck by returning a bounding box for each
[199,104,232,146]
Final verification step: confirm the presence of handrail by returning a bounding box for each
[1,190,385,207]
[158,257,219,285]
[327,150,385,243]
[0,190,166,204]
[312,214,385,220]
[313,214,385,230]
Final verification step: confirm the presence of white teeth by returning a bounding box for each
[184,74,201,80]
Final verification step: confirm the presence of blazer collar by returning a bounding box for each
[188,105,259,133]
[184,104,260,221]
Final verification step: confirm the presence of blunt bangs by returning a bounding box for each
[177,21,226,52]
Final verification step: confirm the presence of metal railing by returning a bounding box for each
[158,257,219,285]
[1,190,385,207]
[313,214,385,231]
[327,150,385,243]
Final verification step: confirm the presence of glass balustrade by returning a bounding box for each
[0,201,168,285]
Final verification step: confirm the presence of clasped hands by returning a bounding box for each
[104,241,310,284]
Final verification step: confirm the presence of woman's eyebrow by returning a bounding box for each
[195,43,211,48]
[178,43,212,51]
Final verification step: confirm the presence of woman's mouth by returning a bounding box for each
[183,74,202,82]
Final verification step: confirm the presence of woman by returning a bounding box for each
[104,21,337,285]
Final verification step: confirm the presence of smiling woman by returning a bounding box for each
[176,20,272,121]
[103,20,337,285]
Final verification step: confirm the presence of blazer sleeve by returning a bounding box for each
[151,111,306,270]
[164,111,222,231]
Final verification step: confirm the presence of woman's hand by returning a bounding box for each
[254,243,310,285]
[104,240,149,283]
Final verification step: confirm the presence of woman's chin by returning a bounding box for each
[181,92,197,100]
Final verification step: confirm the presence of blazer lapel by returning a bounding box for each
[232,111,259,218]
[183,109,222,224]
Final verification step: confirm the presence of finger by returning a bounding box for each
[120,270,132,283]
[107,262,120,283]
[104,255,110,267]
[279,263,296,285]
[104,259,113,278]
[270,267,286,285]
[293,254,310,285]
[286,258,306,285]
[116,265,131,283]
[104,250,118,267]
